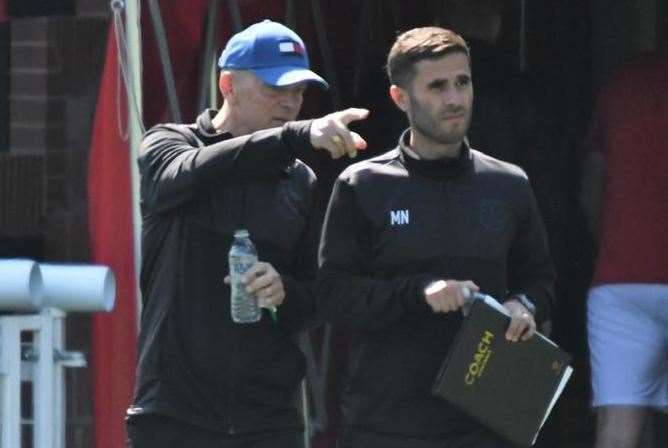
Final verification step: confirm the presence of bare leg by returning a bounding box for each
[595,406,650,448]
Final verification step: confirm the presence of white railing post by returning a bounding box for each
[0,310,79,448]
[0,315,22,448]
[0,260,114,446]
[33,312,55,448]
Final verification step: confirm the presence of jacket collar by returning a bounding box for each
[397,128,473,180]
[196,109,232,141]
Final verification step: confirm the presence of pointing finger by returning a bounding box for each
[336,108,370,126]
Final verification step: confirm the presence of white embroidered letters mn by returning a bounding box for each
[390,210,410,226]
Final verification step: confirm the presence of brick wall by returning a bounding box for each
[5,1,110,446]
[0,155,44,236]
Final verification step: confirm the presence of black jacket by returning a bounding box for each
[128,110,319,435]
[317,131,555,440]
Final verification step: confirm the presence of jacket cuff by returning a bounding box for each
[401,274,442,313]
[282,120,314,154]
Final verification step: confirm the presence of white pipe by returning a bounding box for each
[0,259,43,309]
[40,264,116,312]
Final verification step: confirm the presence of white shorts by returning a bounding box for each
[587,283,668,408]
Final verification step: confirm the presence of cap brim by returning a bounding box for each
[251,66,329,89]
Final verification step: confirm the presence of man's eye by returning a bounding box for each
[456,78,470,88]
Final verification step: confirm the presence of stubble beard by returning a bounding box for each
[409,96,470,148]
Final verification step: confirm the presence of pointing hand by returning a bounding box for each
[310,108,369,159]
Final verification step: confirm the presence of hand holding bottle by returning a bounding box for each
[226,261,285,309]
[226,229,282,323]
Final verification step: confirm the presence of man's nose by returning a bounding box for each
[442,89,464,107]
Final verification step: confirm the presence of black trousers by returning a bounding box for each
[126,414,304,448]
[337,427,518,448]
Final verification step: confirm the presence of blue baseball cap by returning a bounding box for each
[218,20,329,89]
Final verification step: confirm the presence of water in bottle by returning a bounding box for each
[228,229,261,323]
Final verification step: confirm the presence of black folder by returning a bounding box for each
[432,297,572,447]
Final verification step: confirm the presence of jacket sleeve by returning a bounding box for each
[316,177,437,331]
[138,120,312,214]
[506,181,556,324]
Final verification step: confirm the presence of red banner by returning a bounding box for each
[0,0,7,22]
[88,25,137,448]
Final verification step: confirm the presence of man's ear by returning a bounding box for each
[219,71,234,100]
[389,84,408,112]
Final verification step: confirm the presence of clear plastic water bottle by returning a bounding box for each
[228,229,261,323]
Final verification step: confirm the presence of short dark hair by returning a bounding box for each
[386,27,470,88]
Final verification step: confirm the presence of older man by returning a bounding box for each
[126,20,366,448]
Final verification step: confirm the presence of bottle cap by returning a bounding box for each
[234,229,250,238]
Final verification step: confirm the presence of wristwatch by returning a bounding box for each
[508,293,536,316]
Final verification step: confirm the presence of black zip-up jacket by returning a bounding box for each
[317,130,555,442]
[127,110,319,435]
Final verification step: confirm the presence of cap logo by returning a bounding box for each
[278,40,305,56]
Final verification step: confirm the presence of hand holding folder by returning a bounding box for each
[432,294,573,447]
